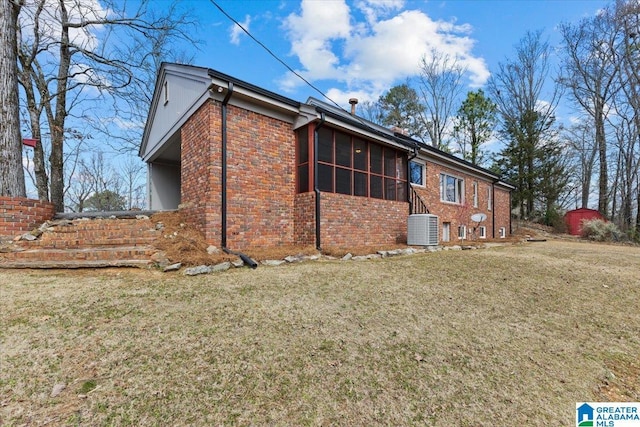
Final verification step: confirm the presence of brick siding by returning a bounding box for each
[179,101,511,250]
[0,197,55,239]
[181,101,297,250]
[413,161,511,240]
[320,193,408,247]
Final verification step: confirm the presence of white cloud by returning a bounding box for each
[230,15,251,45]
[281,0,489,104]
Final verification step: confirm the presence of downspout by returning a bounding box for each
[491,181,496,238]
[220,82,258,268]
[314,113,326,250]
[508,188,512,235]
[407,145,418,215]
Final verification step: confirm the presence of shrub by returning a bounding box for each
[543,207,567,233]
[580,219,621,242]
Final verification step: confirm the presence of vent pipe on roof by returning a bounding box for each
[349,98,358,115]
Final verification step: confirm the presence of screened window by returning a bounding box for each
[297,126,407,201]
[440,173,464,204]
[297,128,309,193]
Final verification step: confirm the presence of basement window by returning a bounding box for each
[478,226,486,239]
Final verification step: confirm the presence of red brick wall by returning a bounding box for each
[320,193,408,247]
[181,101,297,250]
[179,100,511,249]
[225,104,296,249]
[294,192,316,246]
[413,161,510,240]
[494,187,511,236]
[0,197,55,238]
[180,100,222,246]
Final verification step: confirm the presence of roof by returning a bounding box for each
[307,97,514,188]
[140,63,514,189]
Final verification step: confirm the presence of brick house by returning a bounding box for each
[140,63,513,251]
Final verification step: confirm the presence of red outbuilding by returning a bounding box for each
[564,208,605,235]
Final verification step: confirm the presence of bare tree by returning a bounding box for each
[1,0,26,197]
[417,49,466,150]
[357,100,383,125]
[16,0,197,212]
[562,119,599,208]
[488,30,563,219]
[118,156,146,210]
[559,10,621,218]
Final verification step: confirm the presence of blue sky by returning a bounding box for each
[171,0,608,113]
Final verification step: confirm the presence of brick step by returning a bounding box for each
[0,259,153,269]
[16,236,158,249]
[0,246,157,265]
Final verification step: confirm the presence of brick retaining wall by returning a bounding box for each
[0,197,55,239]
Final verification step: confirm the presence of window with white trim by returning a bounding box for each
[499,227,506,238]
[440,173,464,204]
[472,181,478,208]
[409,160,425,186]
[478,226,486,239]
[487,187,492,211]
[458,225,466,240]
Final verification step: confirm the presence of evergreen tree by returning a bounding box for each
[377,84,426,142]
[453,89,497,166]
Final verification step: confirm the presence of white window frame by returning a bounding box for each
[487,186,492,211]
[458,225,467,240]
[409,160,426,187]
[499,227,506,238]
[472,181,478,208]
[442,222,450,242]
[478,225,486,239]
[440,173,465,204]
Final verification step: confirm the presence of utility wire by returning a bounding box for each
[208,0,419,149]
[209,0,343,111]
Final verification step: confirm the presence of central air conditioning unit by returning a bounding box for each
[407,214,439,246]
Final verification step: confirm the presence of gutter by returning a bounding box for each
[492,180,496,238]
[220,82,258,269]
[314,113,326,250]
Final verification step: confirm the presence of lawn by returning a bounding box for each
[1,240,639,426]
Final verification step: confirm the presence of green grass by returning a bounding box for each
[1,240,639,426]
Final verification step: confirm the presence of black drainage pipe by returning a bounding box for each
[220,81,258,269]
[313,112,326,251]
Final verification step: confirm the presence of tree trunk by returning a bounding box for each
[0,0,26,197]
[595,99,609,217]
[49,0,71,212]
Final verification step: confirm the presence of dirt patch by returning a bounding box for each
[599,355,640,401]
[151,212,235,266]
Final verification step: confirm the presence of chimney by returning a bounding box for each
[349,98,358,115]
